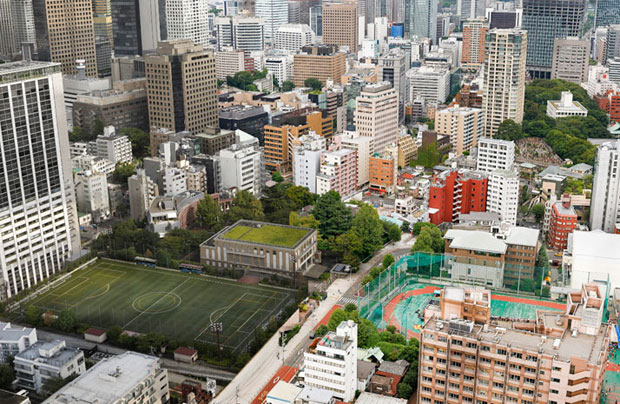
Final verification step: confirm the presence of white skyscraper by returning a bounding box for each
[0,60,80,297]
[410,0,437,43]
[590,141,620,233]
[165,0,210,46]
[256,0,289,41]
[487,169,519,226]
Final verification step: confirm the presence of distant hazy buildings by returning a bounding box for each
[409,0,437,43]
[256,0,288,41]
[595,0,620,28]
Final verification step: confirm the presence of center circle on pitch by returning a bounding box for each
[132,292,182,313]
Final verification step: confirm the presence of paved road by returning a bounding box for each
[214,235,415,404]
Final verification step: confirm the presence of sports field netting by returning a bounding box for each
[27,259,295,353]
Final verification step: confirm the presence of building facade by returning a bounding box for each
[435,106,483,156]
[590,140,620,233]
[461,18,488,70]
[0,61,81,297]
[293,45,346,86]
[0,322,37,363]
[429,170,488,225]
[165,0,209,46]
[322,2,358,53]
[354,82,399,153]
[317,148,358,196]
[256,0,288,41]
[406,66,450,104]
[547,196,578,250]
[274,23,315,51]
[487,169,519,226]
[551,37,590,84]
[476,138,515,173]
[482,28,527,137]
[595,0,620,28]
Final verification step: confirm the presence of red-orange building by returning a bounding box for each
[547,195,578,250]
[369,152,397,194]
[595,90,620,123]
[429,170,488,225]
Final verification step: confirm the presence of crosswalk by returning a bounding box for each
[338,296,358,306]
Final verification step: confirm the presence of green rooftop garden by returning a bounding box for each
[222,224,309,248]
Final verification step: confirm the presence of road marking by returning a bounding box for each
[122,278,190,329]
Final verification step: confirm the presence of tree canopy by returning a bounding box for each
[226,190,265,223]
[304,78,322,91]
[282,80,295,92]
[312,191,352,239]
[197,195,223,232]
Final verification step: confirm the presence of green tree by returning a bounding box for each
[315,324,328,337]
[56,309,77,332]
[312,191,353,238]
[383,221,401,242]
[24,305,42,326]
[93,118,105,137]
[282,80,295,91]
[411,225,444,254]
[532,204,545,221]
[357,319,380,348]
[226,190,265,223]
[107,325,123,344]
[285,185,314,208]
[344,303,357,312]
[412,222,436,236]
[0,364,14,390]
[289,211,319,229]
[69,126,84,142]
[113,161,136,184]
[415,142,442,168]
[196,195,223,232]
[304,78,322,91]
[271,171,284,182]
[121,128,150,158]
[136,332,166,353]
[349,204,384,258]
[382,254,395,269]
[327,308,348,330]
[496,119,524,141]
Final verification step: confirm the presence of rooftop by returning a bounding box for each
[0,60,61,83]
[356,392,408,404]
[505,226,539,247]
[569,230,620,261]
[296,387,334,404]
[444,229,507,254]
[425,318,609,363]
[266,381,302,402]
[377,359,409,377]
[0,322,35,342]
[553,201,577,217]
[44,352,163,404]
[16,340,81,368]
[219,220,313,248]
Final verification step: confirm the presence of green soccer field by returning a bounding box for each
[27,259,295,353]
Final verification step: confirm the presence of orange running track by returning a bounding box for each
[381,287,566,339]
[251,365,297,404]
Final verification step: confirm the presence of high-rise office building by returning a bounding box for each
[595,0,620,28]
[309,5,322,36]
[33,0,99,77]
[145,40,217,153]
[482,29,527,137]
[0,0,17,57]
[606,25,620,63]
[293,45,346,86]
[12,0,37,52]
[111,0,165,55]
[354,82,398,153]
[378,48,407,123]
[165,0,209,46]
[256,0,288,41]
[0,60,81,297]
[521,0,586,79]
[288,0,300,22]
[551,37,590,84]
[92,0,113,48]
[590,140,620,233]
[322,2,358,53]
[458,0,486,20]
[410,0,437,43]
[461,18,488,70]
[216,15,265,51]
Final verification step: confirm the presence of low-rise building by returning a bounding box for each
[293,132,327,194]
[304,321,357,402]
[173,347,198,363]
[43,351,169,404]
[215,49,245,80]
[147,191,204,237]
[15,340,85,393]
[0,322,37,363]
[128,169,159,221]
[74,170,110,223]
[96,127,133,165]
[547,195,578,251]
[196,127,237,156]
[337,131,373,187]
[72,154,115,175]
[200,220,317,275]
[566,230,620,290]
[546,91,588,119]
[219,105,269,145]
[218,132,265,195]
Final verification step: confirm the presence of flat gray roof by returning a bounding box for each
[445,229,507,254]
[505,226,539,247]
[0,322,34,342]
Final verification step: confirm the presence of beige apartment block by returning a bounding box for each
[215,49,245,81]
[482,28,527,137]
[435,105,484,156]
[322,2,358,53]
[145,40,218,152]
[551,37,590,84]
[354,82,399,153]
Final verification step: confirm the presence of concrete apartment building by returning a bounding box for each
[218,132,265,196]
[316,148,357,196]
[293,132,327,194]
[0,61,81,297]
[96,127,133,164]
[304,320,358,402]
[547,196,578,251]
[274,23,315,52]
[418,283,609,404]
[322,2,358,53]
[215,50,246,80]
[335,131,373,187]
[128,170,159,221]
[44,352,170,404]
[476,138,515,173]
[435,106,483,156]
[503,226,540,288]
[369,146,398,195]
[355,82,399,154]
[293,45,346,86]
[72,86,149,134]
[74,170,110,222]
[487,169,519,226]
[461,18,488,70]
[219,105,270,145]
[551,37,590,84]
[397,134,417,168]
[0,322,37,363]
[200,220,317,275]
[15,340,85,393]
[145,40,218,150]
[482,29,527,137]
[33,0,98,77]
[590,140,620,233]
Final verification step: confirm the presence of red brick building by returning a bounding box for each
[595,90,620,123]
[547,195,578,250]
[429,170,488,225]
